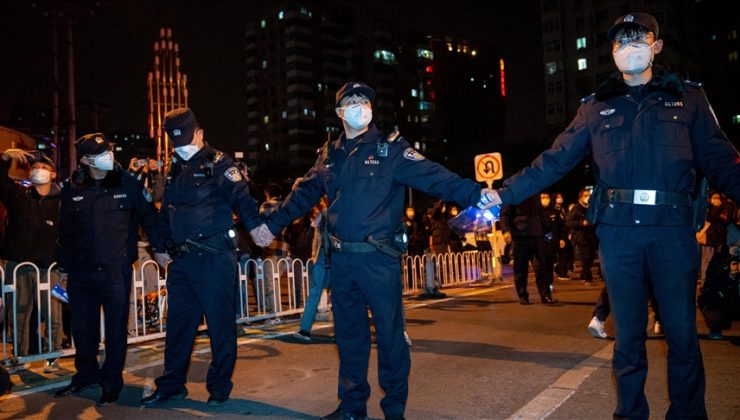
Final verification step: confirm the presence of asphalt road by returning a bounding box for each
[2,274,739,419]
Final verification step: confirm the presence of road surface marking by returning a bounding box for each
[507,342,614,419]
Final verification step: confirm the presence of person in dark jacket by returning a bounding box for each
[55,133,167,406]
[565,188,599,284]
[141,108,263,408]
[479,12,740,419]
[252,82,496,420]
[0,149,62,358]
[537,192,565,296]
[500,194,557,305]
[552,192,573,279]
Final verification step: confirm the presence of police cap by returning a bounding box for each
[607,12,659,40]
[335,82,375,108]
[75,133,110,158]
[164,108,199,147]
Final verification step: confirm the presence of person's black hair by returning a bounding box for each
[612,25,653,42]
[264,182,283,200]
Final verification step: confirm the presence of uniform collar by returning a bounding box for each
[338,124,380,147]
[595,66,685,101]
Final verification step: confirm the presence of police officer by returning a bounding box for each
[55,133,167,406]
[252,82,496,420]
[141,108,263,407]
[481,13,740,419]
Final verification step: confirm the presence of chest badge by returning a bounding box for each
[599,108,616,116]
[664,101,684,108]
[72,196,84,202]
[402,148,425,161]
[113,193,127,199]
[364,155,380,165]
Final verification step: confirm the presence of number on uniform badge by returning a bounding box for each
[224,167,242,182]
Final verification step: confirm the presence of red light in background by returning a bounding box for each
[429,91,435,100]
[426,79,432,86]
[425,65,434,73]
[499,58,506,97]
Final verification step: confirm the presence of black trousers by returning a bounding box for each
[68,265,132,393]
[155,250,238,399]
[598,225,706,419]
[575,240,596,280]
[512,236,551,302]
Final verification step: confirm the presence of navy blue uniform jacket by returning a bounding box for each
[160,145,261,245]
[266,124,482,242]
[497,69,740,226]
[57,165,164,271]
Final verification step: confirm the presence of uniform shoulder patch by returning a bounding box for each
[224,166,242,182]
[402,148,425,161]
[580,93,595,104]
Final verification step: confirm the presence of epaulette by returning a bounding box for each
[386,129,400,143]
[580,93,596,104]
[683,79,703,89]
[211,150,225,164]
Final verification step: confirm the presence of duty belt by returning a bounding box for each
[329,235,376,253]
[173,229,236,256]
[602,189,692,206]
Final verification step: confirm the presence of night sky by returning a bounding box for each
[1,1,543,154]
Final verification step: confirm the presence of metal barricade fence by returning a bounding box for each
[2,250,494,366]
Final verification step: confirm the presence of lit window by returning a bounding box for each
[471,50,477,56]
[261,60,267,69]
[414,141,420,149]
[576,36,587,49]
[711,34,717,41]
[732,115,740,125]
[545,61,557,75]
[317,82,323,92]
[303,107,310,116]
[260,20,266,28]
[411,89,418,98]
[416,49,434,60]
[729,51,738,62]
[278,11,284,20]
[373,49,397,65]
[400,100,405,108]
[470,77,475,82]
[447,43,453,51]
[729,29,737,40]
[419,101,431,111]
[577,58,587,70]
[263,115,269,124]
[265,143,270,151]
[300,7,311,17]
[282,110,287,119]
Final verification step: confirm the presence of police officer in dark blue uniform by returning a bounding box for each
[253,82,496,420]
[56,133,166,406]
[141,108,263,407]
[483,13,740,419]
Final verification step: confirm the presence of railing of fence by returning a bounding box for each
[1,250,494,366]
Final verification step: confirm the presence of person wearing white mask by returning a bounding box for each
[479,12,740,419]
[142,108,263,408]
[253,81,497,420]
[55,133,169,406]
[0,149,64,366]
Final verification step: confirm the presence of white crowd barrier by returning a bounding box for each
[1,249,494,366]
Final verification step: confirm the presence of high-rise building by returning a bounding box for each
[243,2,505,180]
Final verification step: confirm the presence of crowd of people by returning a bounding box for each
[1,10,739,420]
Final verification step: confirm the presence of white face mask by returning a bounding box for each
[175,144,201,161]
[340,104,372,130]
[30,168,51,185]
[91,151,114,171]
[613,42,655,74]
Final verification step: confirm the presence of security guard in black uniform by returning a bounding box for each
[253,82,496,420]
[141,108,263,407]
[56,133,166,406]
[483,13,740,419]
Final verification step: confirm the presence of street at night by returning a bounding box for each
[3,271,739,419]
